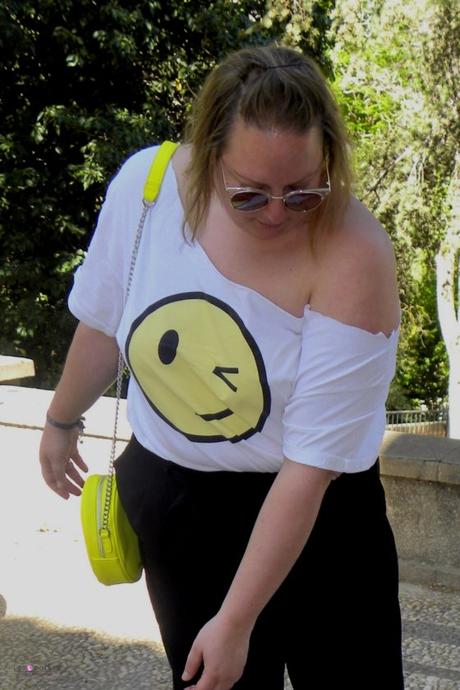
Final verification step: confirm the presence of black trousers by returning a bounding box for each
[115,436,404,689]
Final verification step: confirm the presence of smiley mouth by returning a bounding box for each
[196,408,234,421]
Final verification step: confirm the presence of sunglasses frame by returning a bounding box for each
[220,161,331,213]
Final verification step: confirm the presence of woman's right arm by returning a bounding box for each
[39,321,119,500]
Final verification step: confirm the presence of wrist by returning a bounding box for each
[217,602,258,635]
[46,412,85,433]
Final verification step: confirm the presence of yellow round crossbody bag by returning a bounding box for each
[80,141,179,585]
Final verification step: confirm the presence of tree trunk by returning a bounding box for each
[436,246,460,438]
[448,359,460,438]
[436,153,460,438]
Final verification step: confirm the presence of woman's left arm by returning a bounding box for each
[182,460,335,690]
[183,204,400,690]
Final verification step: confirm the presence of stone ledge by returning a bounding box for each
[380,431,460,485]
[0,385,130,441]
[0,356,35,382]
[380,432,460,590]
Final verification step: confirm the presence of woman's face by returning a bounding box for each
[217,118,325,241]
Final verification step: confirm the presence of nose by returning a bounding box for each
[260,198,287,225]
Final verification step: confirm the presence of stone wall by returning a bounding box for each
[380,432,460,590]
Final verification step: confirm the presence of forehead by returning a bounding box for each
[221,118,323,182]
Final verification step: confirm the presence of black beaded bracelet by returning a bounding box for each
[46,412,85,433]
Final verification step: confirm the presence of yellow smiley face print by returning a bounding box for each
[125,292,271,443]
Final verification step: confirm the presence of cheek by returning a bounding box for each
[228,208,259,229]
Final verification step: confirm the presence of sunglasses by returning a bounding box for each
[220,161,331,213]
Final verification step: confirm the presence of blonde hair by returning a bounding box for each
[183,44,353,242]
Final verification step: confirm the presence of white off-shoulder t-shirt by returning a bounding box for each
[68,145,398,474]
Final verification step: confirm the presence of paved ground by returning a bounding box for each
[1,398,460,689]
[1,582,460,689]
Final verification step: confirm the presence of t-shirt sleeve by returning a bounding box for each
[282,309,399,473]
[67,146,159,337]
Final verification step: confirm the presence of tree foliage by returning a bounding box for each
[4,0,455,412]
[330,0,459,407]
[0,0,333,388]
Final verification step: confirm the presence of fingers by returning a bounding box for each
[41,460,84,499]
[70,449,89,474]
[39,426,88,500]
[40,462,70,500]
[41,464,73,500]
[182,615,248,690]
[183,650,234,690]
[182,644,202,685]
[66,460,86,491]
[185,671,234,690]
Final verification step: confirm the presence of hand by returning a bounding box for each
[182,614,251,690]
[39,424,88,499]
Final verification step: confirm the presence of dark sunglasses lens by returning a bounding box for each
[230,191,268,211]
[286,192,323,212]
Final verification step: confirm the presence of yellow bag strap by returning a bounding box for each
[105,140,179,514]
[143,140,179,203]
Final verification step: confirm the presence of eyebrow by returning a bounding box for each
[227,162,323,188]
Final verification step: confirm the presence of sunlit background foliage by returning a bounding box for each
[1,0,458,410]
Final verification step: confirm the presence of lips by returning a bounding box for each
[254,220,286,232]
[256,221,284,227]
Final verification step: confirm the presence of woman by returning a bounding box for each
[39,45,403,689]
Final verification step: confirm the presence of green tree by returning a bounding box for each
[0,0,332,389]
[330,0,459,417]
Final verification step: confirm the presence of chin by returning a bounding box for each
[242,227,280,241]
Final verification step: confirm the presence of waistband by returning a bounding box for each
[117,435,380,485]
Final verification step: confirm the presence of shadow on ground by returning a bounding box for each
[2,585,460,689]
[0,616,171,690]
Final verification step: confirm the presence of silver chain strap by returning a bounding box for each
[102,199,155,530]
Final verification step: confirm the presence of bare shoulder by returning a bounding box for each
[310,197,400,336]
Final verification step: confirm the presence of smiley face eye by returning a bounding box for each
[158,330,179,364]
[213,366,239,392]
